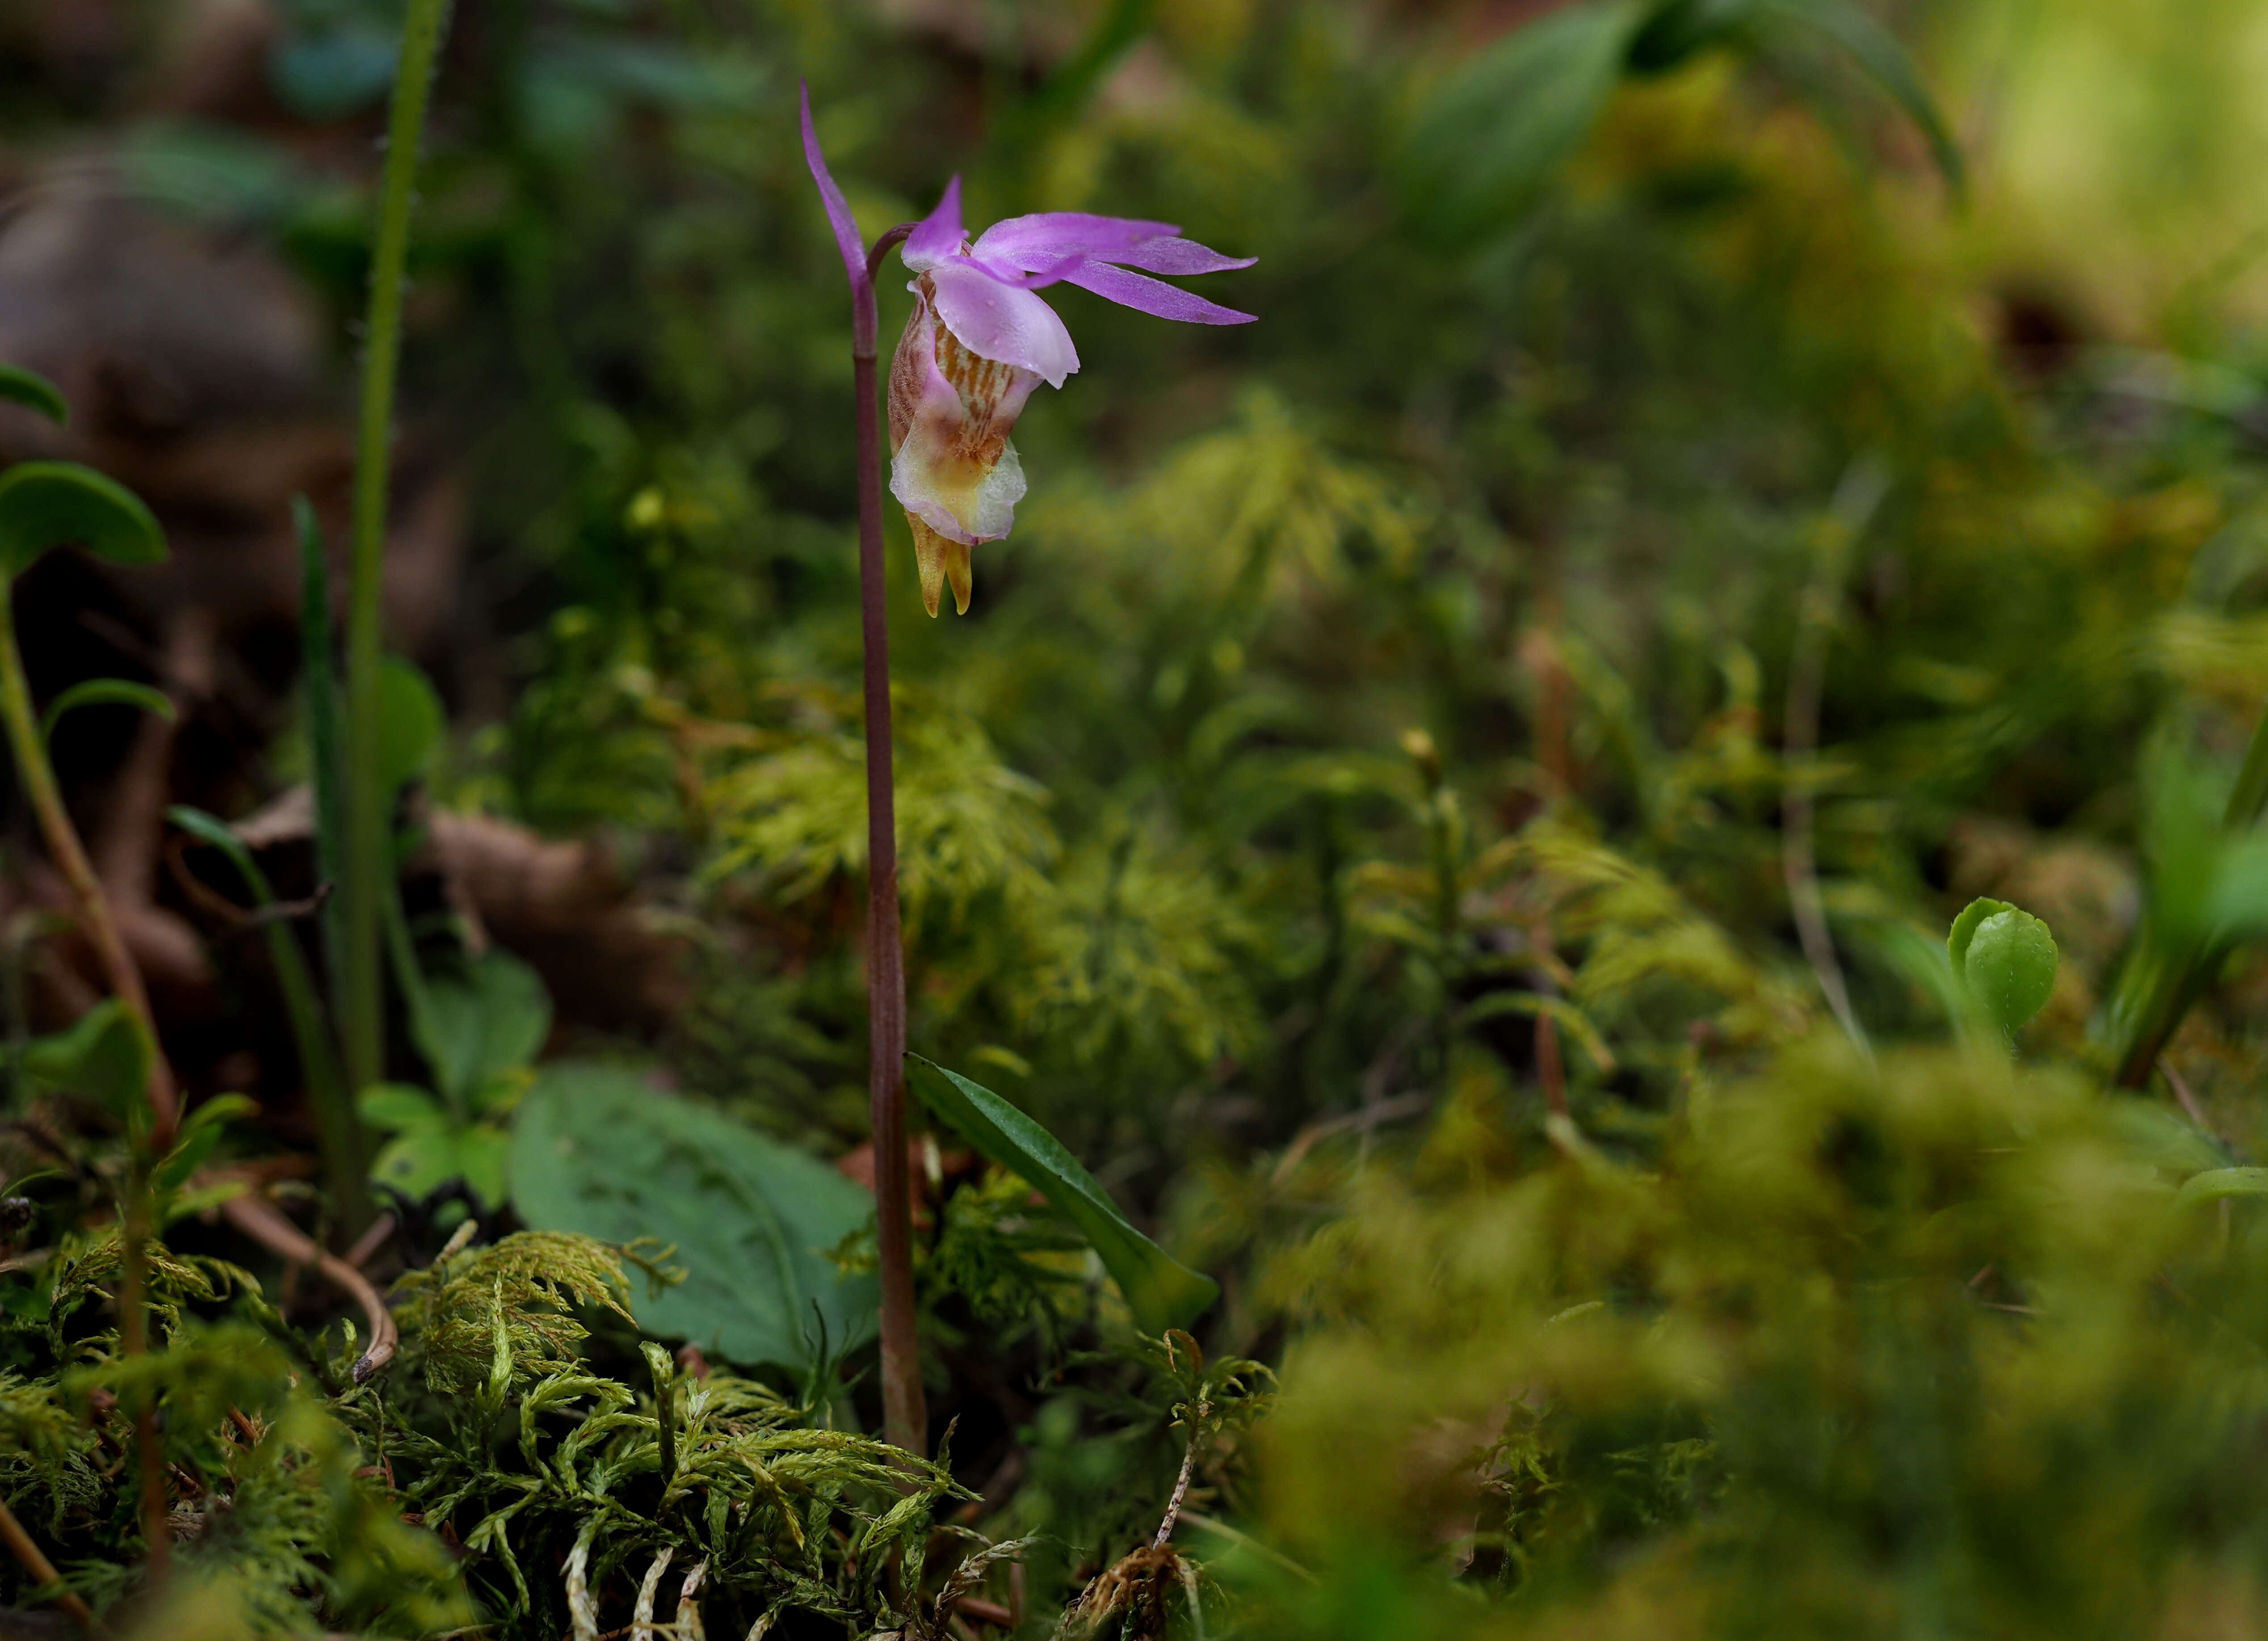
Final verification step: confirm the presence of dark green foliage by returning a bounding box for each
[508,1063,878,1372]
[0,1191,463,1633]
[374,1228,964,1637]
[15,0,2268,1635]
[0,463,165,576]
[912,1057,1218,1334]
[0,365,67,427]
[1251,1042,2268,1636]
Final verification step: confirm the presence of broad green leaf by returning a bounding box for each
[421,950,551,1105]
[1627,0,1759,72]
[2203,833,2268,938]
[908,1055,1218,1334]
[377,655,445,798]
[509,1063,877,1371]
[1398,1,1643,251]
[451,1125,510,1209]
[373,1123,507,1208]
[357,1084,448,1132]
[2108,1099,2229,1176]
[0,364,67,425]
[21,1000,149,1120]
[41,679,174,749]
[0,462,166,576]
[1758,0,1965,195]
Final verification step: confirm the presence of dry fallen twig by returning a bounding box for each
[218,1189,397,1381]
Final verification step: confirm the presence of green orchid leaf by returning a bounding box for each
[509,1062,877,1371]
[0,364,68,426]
[907,1055,1218,1334]
[0,462,166,577]
[1398,0,1642,251]
[41,678,175,749]
[1757,0,1965,195]
[1627,0,1759,72]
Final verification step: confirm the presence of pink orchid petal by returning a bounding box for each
[1059,262,1257,326]
[1109,236,1257,277]
[954,252,1090,290]
[928,259,1081,387]
[901,176,966,273]
[971,211,1180,268]
[797,83,867,286]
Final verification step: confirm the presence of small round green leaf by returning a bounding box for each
[1945,896,2012,980]
[0,365,68,426]
[1961,906,2059,1037]
[376,655,445,797]
[0,462,166,576]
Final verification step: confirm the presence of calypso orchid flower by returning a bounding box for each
[800,89,1256,616]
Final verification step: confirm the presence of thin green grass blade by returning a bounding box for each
[907,1054,1218,1334]
[40,679,174,749]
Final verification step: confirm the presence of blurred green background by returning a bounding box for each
[8,0,2268,1634]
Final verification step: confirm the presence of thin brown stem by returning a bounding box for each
[0,576,179,1578]
[0,1493,93,1630]
[1534,1010,1567,1118]
[0,576,177,1145]
[220,1190,398,1382]
[853,228,927,1458]
[865,224,916,291]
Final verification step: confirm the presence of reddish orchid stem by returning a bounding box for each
[853,220,926,1457]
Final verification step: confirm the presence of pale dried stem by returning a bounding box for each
[1782,458,1890,1058]
[1154,1432,1201,1549]
[219,1189,398,1380]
